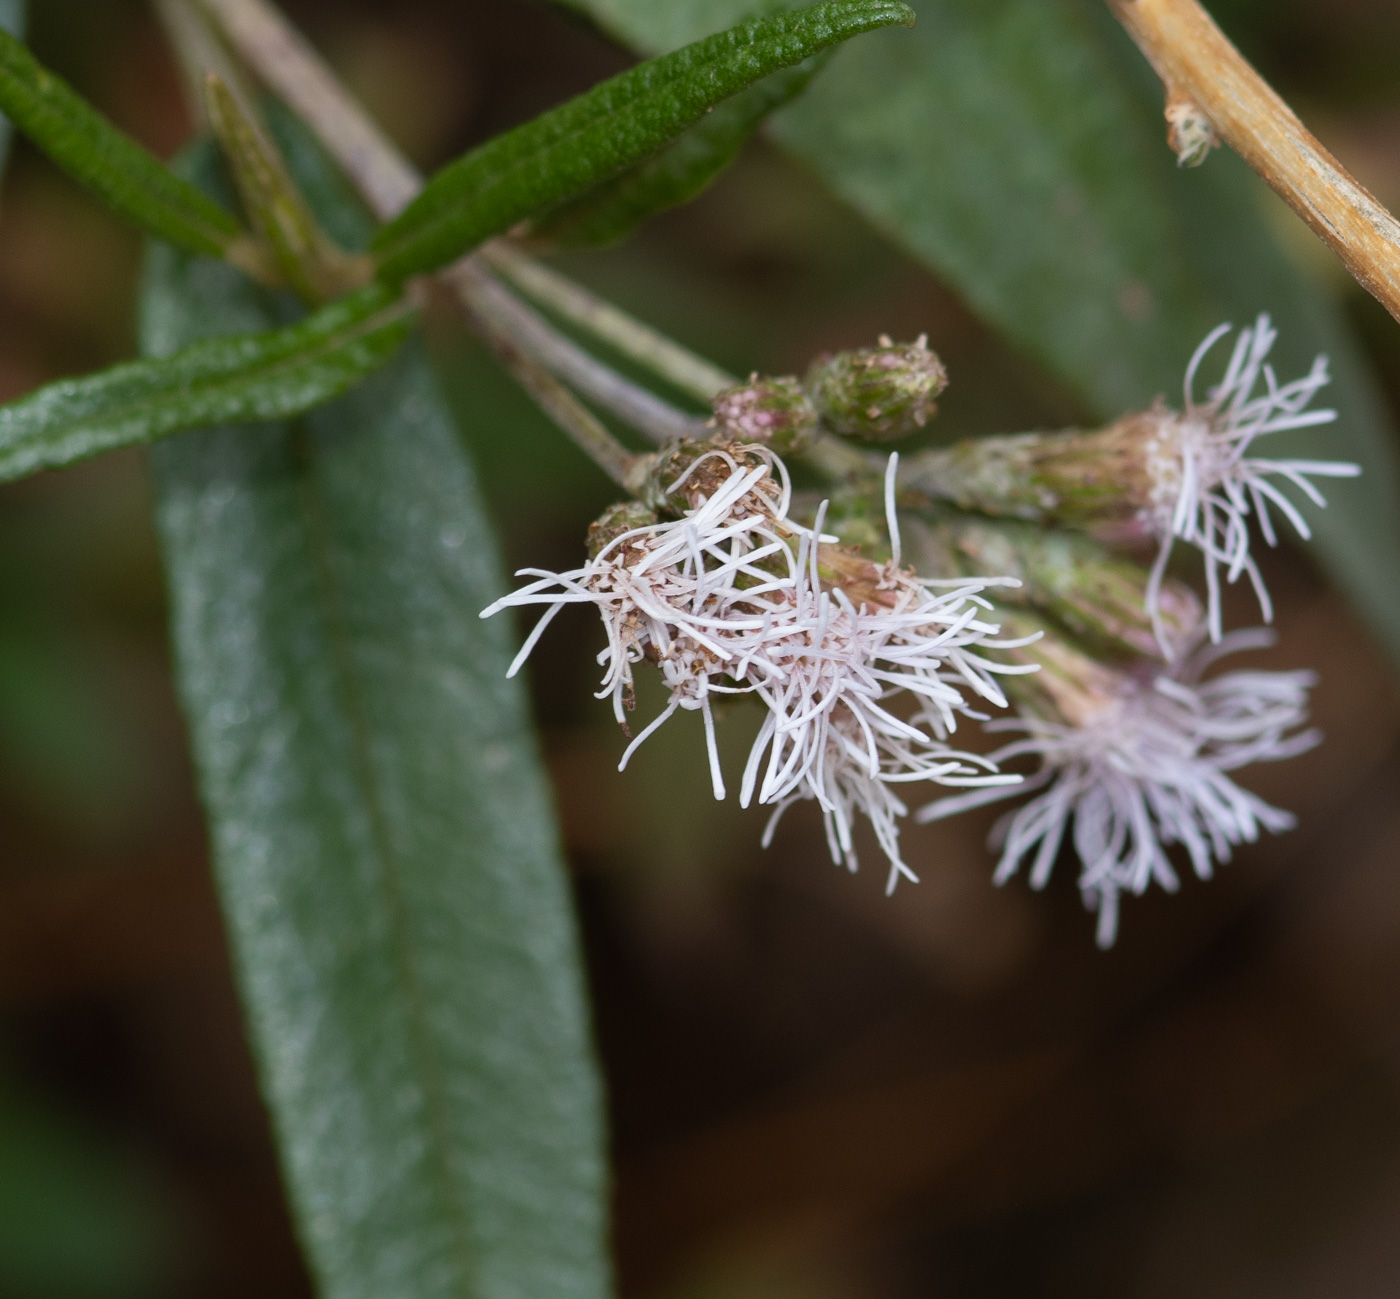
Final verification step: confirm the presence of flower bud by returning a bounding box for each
[587,501,659,558]
[710,375,818,454]
[805,334,948,443]
[908,514,1202,660]
[640,438,783,518]
[897,408,1165,539]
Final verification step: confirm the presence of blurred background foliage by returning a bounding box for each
[0,0,1398,1295]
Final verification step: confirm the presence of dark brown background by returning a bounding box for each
[1,1,1399,1294]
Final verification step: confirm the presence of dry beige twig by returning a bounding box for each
[1108,0,1400,324]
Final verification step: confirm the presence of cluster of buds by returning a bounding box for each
[709,334,949,452]
[884,315,1348,942]
[483,439,1033,892]
[487,315,1346,947]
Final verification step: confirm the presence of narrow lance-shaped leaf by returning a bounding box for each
[371,0,913,283]
[0,281,412,483]
[204,73,365,303]
[144,133,613,1297]
[0,25,252,260]
[529,59,822,249]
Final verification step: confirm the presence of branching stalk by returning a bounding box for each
[454,268,706,444]
[480,243,739,404]
[195,0,734,413]
[448,262,646,490]
[1108,0,1400,325]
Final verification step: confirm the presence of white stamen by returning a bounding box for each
[916,629,1317,948]
[885,451,902,569]
[484,442,1025,887]
[1145,315,1359,654]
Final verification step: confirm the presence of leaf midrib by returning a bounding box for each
[0,301,414,471]
[375,5,881,272]
[292,422,479,1289]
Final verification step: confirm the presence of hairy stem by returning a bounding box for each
[194,0,723,439]
[449,262,646,490]
[1108,0,1400,325]
[455,266,706,445]
[481,244,739,404]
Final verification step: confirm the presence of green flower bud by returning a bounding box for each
[805,334,948,443]
[897,408,1164,538]
[587,501,659,558]
[907,513,1202,660]
[710,375,818,454]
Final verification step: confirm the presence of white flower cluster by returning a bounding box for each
[1143,314,1358,651]
[918,630,1318,947]
[482,445,1030,892]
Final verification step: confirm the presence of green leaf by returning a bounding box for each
[0,1,23,186]
[144,135,613,1297]
[0,280,412,483]
[0,25,246,258]
[556,0,1400,669]
[371,0,913,283]
[529,58,821,249]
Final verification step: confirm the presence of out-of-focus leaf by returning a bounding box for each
[0,281,412,483]
[371,0,913,283]
[530,59,821,249]
[0,0,22,185]
[0,25,249,258]
[558,0,1400,667]
[0,1065,176,1298]
[143,135,612,1298]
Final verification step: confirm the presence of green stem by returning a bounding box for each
[196,0,716,446]
[480,243,739,404]
[449,262,645,490]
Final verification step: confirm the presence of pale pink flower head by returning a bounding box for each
[483,444,1031,890]
[918,629,1318,947]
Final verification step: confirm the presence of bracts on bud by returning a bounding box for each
[806,334,948,443]
[906,513,1203,661]
[587,501,660,558]
[897,409,1163,534]
[709,375,819,454]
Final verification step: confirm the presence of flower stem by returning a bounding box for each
[195,0,421,220]
[450,262,706,444]
[449,262,645,490]
[194,0,730,431]
[479,243,739,404]
[1107,0,1400,326]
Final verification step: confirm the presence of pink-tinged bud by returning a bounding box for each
[806,334,948,443]
[710,375,818,454]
